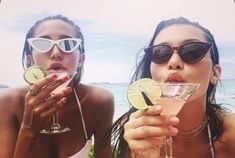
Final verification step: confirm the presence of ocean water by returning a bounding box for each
[93,79,235,121]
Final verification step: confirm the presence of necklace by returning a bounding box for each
[177,116,208,139]
[176,116,216,158]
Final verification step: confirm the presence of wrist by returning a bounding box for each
[13,125,39,158]
[20,124,37,141]
[22,110,34,128]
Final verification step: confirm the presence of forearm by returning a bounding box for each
[13,126,39,158]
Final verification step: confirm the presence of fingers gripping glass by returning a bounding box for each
[145,42,212,64]
[27,38,82,53]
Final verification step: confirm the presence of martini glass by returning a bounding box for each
[40,70,77,134]
[139,82,200,158]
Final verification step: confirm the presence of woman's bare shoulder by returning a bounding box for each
[0,86,28,112]
[223,112,235,127]
[219,112,235,153]
[80,83,114,105]
[79,84,114,127]
[79,84,114,119]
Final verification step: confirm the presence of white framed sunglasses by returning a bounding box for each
[27,38,82,53]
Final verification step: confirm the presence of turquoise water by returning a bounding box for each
[93,79,235,121]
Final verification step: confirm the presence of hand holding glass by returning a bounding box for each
[127,79,199,158]
[40,71,77,134]
[23,66,77,134]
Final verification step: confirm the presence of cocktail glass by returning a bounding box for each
[139,83,200,158]
[40,71,77,134]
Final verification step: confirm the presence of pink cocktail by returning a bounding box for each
[157,83,199,158]
[157,98,186,116]
[139,82,199,158]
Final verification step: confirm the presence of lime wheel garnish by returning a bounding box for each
[127,78,162,110]
[23,66,46,84]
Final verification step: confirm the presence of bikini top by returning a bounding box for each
[67,89,93,158]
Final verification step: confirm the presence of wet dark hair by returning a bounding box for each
[22,15,85,83]
[111,17,224,158]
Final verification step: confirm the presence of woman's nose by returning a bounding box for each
[50,44,63,61]
[167,51,184,70]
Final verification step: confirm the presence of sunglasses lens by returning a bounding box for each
[59,39,79,52]
[31,39,52,53]
[151,45,172,64]
[147,42,211,64]
[181,42,211,64]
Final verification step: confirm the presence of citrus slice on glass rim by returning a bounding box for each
[127,78,162,110]
[23,66,46,84]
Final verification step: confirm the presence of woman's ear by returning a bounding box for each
[210,64,221,85]
[26,55,34,67]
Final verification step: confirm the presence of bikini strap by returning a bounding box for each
[207,119,216,158]
[73,88,89,140]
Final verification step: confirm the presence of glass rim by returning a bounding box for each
[141,82,200,87]
[44,70,77,77]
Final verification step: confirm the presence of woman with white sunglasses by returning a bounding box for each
[0,15,114,158]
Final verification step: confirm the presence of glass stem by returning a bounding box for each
[52,113,57,125]
[51,104,61,130]
[165,136,173,158]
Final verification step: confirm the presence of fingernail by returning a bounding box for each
[51,74,58,79]
[66,87,72,93]
[62,98,67,103]
[170,117,179,124]
[63,76,69,81]
[169,117,180,125]
[169,127,178,135]
[154,105,162,111]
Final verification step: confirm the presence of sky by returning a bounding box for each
[0,0,235,87]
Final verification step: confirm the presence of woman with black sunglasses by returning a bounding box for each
[111,17,235,158]
[0,15,114,158]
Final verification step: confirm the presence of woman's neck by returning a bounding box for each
[176,94,207,132]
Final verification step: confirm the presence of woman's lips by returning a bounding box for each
[167,73,183,83]
[47,63,66,71]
